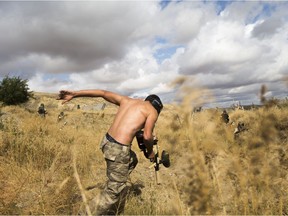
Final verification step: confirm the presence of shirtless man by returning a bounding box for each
[57,89,163,215]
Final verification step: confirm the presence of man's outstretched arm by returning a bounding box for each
[57,89,125,106]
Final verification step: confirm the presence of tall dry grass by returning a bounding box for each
[161,78,288,215]
[0,89,287,215]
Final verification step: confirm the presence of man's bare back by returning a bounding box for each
[108,97,158,145]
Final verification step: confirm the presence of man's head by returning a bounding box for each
[145,94,163,114]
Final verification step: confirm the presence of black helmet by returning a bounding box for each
[145,94,163,114]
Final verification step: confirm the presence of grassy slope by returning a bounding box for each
[0,93,287,215]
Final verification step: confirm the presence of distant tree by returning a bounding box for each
[0,76,33,105]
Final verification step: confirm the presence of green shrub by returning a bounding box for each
[0,76,33,105]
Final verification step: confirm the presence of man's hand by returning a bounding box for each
[57,90,75,104]
[148,151,156,162]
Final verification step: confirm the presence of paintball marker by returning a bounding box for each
[135,130,170,184]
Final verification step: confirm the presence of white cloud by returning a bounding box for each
[1,1,288,107]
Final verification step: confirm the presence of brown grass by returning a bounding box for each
[0,89,287,215]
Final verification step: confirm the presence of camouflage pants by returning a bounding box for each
[92,134,138,215]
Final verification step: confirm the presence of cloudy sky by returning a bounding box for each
[0,0,287,107]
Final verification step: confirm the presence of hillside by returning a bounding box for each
[0,92,288,215]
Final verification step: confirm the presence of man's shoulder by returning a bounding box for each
[139,100,158,116]
[123,97,143,104]
[124,98,148,109]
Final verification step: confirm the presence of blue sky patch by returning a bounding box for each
[153,45,184,64]
[248,2,277,24]
[43,73,68,82]
[215,0,232,15]
[159,0,171,9]
[155,36,167,44]
[262,3,276,17]
[159,0,183,10]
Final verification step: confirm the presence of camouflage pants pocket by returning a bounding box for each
[106,158,129,183]
[100,134,130,162]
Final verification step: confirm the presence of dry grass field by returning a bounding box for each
[0,91,287,215]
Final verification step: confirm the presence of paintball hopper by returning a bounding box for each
[160,150,170,168]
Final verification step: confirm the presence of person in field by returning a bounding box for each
[38,103,47,117]
[57,89,163,215]
[221,110,230,124]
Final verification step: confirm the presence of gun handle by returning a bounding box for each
[155,169,161,185]
[149,163,161,184]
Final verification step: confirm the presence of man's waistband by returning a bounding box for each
[106,133,130,147]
